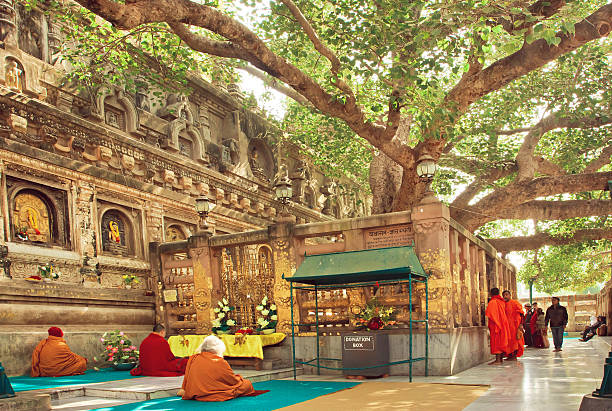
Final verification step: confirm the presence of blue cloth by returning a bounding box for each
[9,368,141,392]
[92,380,360,410]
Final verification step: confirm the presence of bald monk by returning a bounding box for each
[485,288,511,365]
[503,290,525,361]
[130,324,188,376]
[179,335,255,402]
[31,327,87,377]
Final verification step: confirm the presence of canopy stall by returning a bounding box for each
[284,246,429,382]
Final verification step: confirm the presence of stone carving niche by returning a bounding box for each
[101,210,132,257]
[4,57,24,92]
[247,139,275,183]
[90,87,139,134]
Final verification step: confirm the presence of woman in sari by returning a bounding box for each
[530,308,547,348]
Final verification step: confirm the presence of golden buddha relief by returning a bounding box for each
[13,193,50,242]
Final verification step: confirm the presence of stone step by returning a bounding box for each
[49,368,303,410]
[0,392,51,411]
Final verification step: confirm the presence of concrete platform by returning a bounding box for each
[46,367,301,410]
[0,392,51,411]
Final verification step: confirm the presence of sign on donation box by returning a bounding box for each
[341,332,390,377]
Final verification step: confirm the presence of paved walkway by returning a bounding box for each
[285,337,610,411]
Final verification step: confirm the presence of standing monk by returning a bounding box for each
[31,327,87,377]
[130,324,188,376]
[502,290,524,360]
[485,288,511,365]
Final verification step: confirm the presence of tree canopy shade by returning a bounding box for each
[33,0,612,283]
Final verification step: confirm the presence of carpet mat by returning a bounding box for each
[92,380,359,411]
[9,368,142,392]
[277,381,489,411]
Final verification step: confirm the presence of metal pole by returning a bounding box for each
[315,284,320,375]
[425,276,429,377]
[290,282,296,380]
[409,273,413,382]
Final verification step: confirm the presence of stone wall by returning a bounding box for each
[597,282,612,335]
[0,281,155,375]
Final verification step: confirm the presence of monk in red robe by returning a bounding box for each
[130,325,188,376]
[179,335,255,402]
[485,288,511,365]
[502,290,525,360]
[31,327,87,377]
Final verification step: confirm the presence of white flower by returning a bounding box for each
[262,296,268,304]
[214,308,220,313]
[257,317,265,325]
[270,304,276,311]
[271,315,278,320]
[222,306,230,312]
[218,301,224,308]
[226,319,235,326]
[212,319,221,328]
[218,312,225,319]
[260,320,269,328]
[256,305,263,311]
[223,298,228,305]
[261,309,270,316]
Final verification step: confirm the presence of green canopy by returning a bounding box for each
[285,246,428,285]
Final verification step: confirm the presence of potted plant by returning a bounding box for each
[212,298,236,334]
[256,296,277,335]
[100,330,139,371]
[38,263,59,282]
[122,274,139,289]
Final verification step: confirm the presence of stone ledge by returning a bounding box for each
[579,394,612,411]
[0,392,51,411]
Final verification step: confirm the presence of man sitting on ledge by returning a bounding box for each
[130,324,188,376]
[31,327,87,377]
[179,335,255,402]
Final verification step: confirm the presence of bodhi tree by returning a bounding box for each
[33,0,612,269]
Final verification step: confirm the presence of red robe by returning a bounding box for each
[181,352,254,402]
[505,299,525,357]
[130,333,188,376]
[485,295,511,355]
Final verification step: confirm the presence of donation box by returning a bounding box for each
[341,332,390,377]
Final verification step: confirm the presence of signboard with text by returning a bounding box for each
[365,223,413,249]
[343,335,375,351]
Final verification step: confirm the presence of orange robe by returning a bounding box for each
[31,336,87,377]
[505,299,525,357]
[181,351,255,402]
[485,295,511,355]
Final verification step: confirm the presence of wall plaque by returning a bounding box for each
[343,335,375,351]
[163,289,178,303]
[365,223,413,249]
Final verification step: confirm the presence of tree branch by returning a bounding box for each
[455,171,612,230]
[239,65,311,106]
[446,4,612,115]
[584,145,612,173]
[494,199,612,221]
[278,0,340,74]
[487,228,612,253]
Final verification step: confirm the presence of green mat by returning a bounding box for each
[10,368,141,392]
[93,380,360,410]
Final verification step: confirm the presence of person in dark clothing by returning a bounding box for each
[523,303,533,346]
[580,316,606,342]
[545,297,568,352]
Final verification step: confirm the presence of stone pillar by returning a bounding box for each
[145,201,163,244]
[478,249,487,325]
[0,0,17,49]
[188,233,214,334]
[412,202,452,329]
[460,237,472,327]
[567,295,576,332]
[269,221,297,334]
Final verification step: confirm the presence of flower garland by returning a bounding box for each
[38,263,59,280]
[354,297,397,331]
[100,330,138,364]
[256,296,277,331]
[212,297,236,333]
[122,274,139,286]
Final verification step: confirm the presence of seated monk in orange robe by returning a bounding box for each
[179,335,255,402]
[130,325,188,377]
[31,327,87,377]
[503,290,525,360]
[485,288,511,365]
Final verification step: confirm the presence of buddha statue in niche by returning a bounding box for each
[5,60,23,92]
